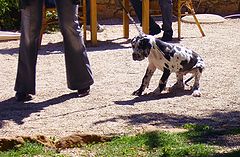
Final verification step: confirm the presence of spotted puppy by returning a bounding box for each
[131,35,205,97]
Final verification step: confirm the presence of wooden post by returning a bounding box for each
[90,0,97,45]
[142,0,149,34]
[177,0,182,40]
[82,0,87,41]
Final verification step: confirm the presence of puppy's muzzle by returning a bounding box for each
[132,52,144,61]
[132,53,139,61]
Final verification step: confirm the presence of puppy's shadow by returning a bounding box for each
[114,89,193,106]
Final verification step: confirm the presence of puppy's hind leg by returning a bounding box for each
[192,68,203,97]
[170,72,185,92]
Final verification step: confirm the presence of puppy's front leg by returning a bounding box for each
[132,64,156,96]
[152,68,171,94]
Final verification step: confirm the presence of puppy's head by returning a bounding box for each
[131,35,153,61]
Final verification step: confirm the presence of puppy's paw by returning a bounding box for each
[192,90,201,97]
[132,89,143,96]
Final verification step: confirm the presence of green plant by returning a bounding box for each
[0,142,65,157]
[82,130,215,157]
[45,9,60,33]
[0,0,20,31]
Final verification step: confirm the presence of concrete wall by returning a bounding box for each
[96,0,240,19]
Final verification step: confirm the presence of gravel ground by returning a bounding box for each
[0,18,240,152]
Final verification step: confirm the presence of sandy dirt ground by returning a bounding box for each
[0,18,240,151]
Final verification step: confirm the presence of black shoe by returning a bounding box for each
[77,86,90,97]
[161,31,173,42]
[15,92,32,102]
[149,24,161,35]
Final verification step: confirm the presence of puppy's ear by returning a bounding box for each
[131,36,139,49]
[139,38,152,50]
[139,38,152,57]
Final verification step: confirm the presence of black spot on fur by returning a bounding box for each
[169,49,176,57]
[164,63,169,69]
[155,38,168,52]
[191,51,199,56]
[179,50,200,71]
[161,68,170,82]
[176,46,181,51]
[155,39,173,61]
[159,84,166,93]
[164,54,171,61]
[180,60,188,65]
[180,57,197,71]
[159,68,171,92]
[139,38,152,50]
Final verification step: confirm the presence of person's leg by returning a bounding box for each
[159,0,173,41]
[85,0,104,32]
[55,0,94,92]
[129,0,142,23]
[14,0,43,99]
[45,0,56,8]
[86,0,90,25]
[130,0,161,35]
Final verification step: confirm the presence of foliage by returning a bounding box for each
[0,0,59,32]
[82,128,215,157]
[0,0,20,31]
[45,9,60,33]
[0,142,64,157]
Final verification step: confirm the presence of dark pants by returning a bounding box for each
[130,0,173,33]
[15,0,94,95]
[86,0,91,25]
[45,0,56,8]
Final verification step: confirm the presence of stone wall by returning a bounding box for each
[96,0,240,19]
[192,0,240,15]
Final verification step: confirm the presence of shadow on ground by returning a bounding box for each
[0,37,132,56]
[99,92,240,149]
[94,110,240,149]
[114,89,193,105]
[0,93,78,128]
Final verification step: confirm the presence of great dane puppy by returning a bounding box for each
[131,35,205,97]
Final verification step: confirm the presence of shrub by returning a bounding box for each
[0,0,20,31]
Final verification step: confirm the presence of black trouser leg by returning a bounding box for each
[14,0,43,94]
[55,0,94,90]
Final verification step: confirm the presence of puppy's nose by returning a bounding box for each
[132,53,139,60]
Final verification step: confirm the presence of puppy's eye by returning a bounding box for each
[130,40,134,44]
[131,37,137,44]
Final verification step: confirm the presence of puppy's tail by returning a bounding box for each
[184,75,194,86]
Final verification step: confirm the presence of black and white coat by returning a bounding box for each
[131,35,205,97]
